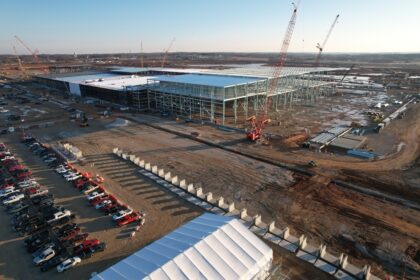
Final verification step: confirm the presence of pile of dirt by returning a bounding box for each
[282,132,309,148]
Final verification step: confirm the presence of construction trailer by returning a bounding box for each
[36,66,340,125]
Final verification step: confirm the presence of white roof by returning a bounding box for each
[91,213,273,280]
[150,74,265,88]
[87,75,156,91]
[109,66,343,79]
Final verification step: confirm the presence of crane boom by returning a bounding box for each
[339,64,354,83]
[315,14,339,67]
[14,35,38,62]
[11,44,26,76]
[161,37,175,67]
[247,2,299,141]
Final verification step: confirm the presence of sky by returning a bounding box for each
[0,0,419,55]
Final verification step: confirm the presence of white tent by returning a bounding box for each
[91,213,273,280]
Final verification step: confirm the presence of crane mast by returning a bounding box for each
[14,35,48,73]
[315,14,339,67]
[140,41,144,68]
[12,44,26,77]
[247,3,299,141]
[161,38,175,68]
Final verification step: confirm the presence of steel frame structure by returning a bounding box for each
[143,69,335,126]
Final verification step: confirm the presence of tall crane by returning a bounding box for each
[11,44,26,77]
[14,35,48,73]
[246,2,299,141]
[315,14,339,67]
[140,41,144,68]
[161,37,175,68]
[14,35,39,63]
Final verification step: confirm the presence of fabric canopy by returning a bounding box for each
[91,213,273,280]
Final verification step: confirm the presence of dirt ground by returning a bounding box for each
[1,73,419,278]
[0,123,334,280]
[0,133,202,279]
[10,112,415,278]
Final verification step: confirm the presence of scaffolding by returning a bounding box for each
[144,70,335,126]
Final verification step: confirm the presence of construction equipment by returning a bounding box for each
[80,114,89,127]
[307,160,317,168]
[14,35,48,73]
[339,64,354,84]
[315,14,339,67]
[11,44,26,77]
[161,38,175,68]
[247,3,299,141]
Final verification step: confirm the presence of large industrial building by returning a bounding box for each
[36,66,340,125]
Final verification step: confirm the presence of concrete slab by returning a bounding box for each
[249,225,267,237]
[238,218,253,229]
[209,207,226,215]
[296,249,318,264]
[197,201,213,211]
[278,239,298,253]
[314,259,337,275]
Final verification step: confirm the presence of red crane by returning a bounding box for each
[161,37,175,68]
[14,35,39,63]
[11,44,26,77]
[247,2,299,141]
[315,14,339,67]
[14,35,48,73]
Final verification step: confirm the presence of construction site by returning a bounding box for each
[0,2,420,280]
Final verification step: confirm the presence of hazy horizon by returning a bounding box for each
[1,0,419,55]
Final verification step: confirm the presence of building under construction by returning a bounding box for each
[36,66,341,125]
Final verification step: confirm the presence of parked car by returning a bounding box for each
[3,193,25,205]
[66,174,82,182]
[24,230,49,246]
[55,223,78,235]
[102,204,121,215]
[117,213,141,227]
[94,199,112,210]
[62,233,89,247]
[29,189,49,198]
[27,236,52,253]
[56,257,81,272]
[40,255,66,272]
[80,184,99,193]
[0,188,18,197]
[87,191,106,201]
[33,247,56,265]
[46,210,71,224]
[58,228,81,241]
[73,239,99,255]
[112,209,133,221]
[89,195,110,206]
[7,203,30,214]
[31,242,55,258]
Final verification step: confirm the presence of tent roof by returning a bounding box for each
[91,213,273,280]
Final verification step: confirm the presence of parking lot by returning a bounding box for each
[0,133,202,279]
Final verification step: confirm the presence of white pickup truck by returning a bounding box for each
[46,210,71,224]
